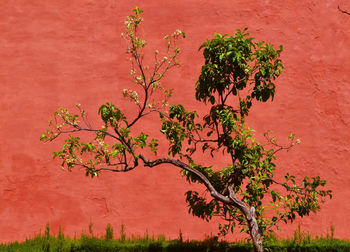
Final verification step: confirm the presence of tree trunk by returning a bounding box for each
[141,157,264,251]
[247,207,263,252]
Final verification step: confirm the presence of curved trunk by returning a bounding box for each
[246,207,263,252]
[227,188,263,252]
[140,155,264,251]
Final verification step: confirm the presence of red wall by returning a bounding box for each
[1,0,350,242]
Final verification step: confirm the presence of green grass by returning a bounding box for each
[0,224,349,252]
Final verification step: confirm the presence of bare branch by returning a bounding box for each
[75,162,137,173]
[338,5,350,15]
[139,154,235,205]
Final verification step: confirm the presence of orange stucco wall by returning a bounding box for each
[1,0,350,242]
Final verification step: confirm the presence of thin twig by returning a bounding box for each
[338,5,350,15]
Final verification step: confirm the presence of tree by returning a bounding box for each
[41,7,331,252]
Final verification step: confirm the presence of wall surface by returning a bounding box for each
[1,0,350,242]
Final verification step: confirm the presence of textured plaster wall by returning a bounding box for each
[0,0,349,242]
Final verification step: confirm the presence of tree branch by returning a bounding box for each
[59,127,120,141]
[139,154,234,205]
[265,178,307,196]
[338,5,350,15]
